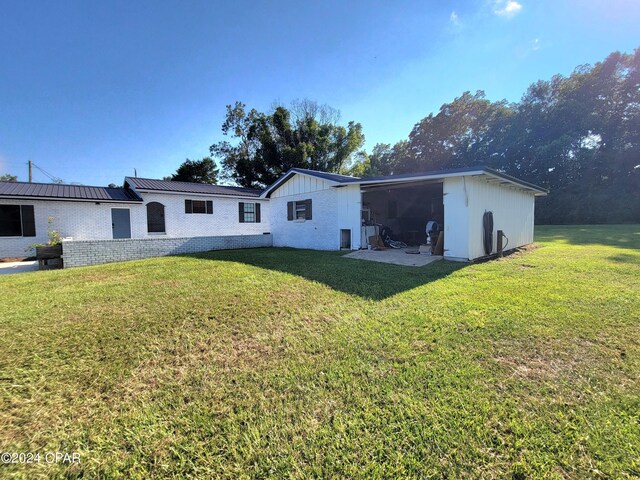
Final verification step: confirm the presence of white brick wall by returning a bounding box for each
[0,193,271,258]
[138,192,270,238]
[270,189,338,250]
[269,184,360,251]
[62,234,273,268]
[0,198,128,258]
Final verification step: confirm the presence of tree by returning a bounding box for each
[210,100,365,188]
[0,174,17,182]
[347,142,405,177]
[364,48,640,224]
[169,157,219,184]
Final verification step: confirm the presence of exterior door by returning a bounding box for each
[111,208,131,239]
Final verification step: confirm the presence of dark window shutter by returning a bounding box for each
[185,199,192,214]
[255,203,261,223]
[20,205,36,237]
[206,200,213,214]
[287,201,293,221]
[305,199,312,220]
[238,202,245,223]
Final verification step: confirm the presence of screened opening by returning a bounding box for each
[361,181,444,247]
[146,202,165,233]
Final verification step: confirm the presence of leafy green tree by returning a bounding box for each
[0,174,17,182]
[210,100,365,188]
[170,157,219,184]
[371,48,640,224]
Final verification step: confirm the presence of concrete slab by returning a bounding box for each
[344,248,443,267]
[0,261,39,274]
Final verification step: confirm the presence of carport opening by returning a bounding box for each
[361,181,444,249]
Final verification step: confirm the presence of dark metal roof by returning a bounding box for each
[0,181,143,202]
[125,177,262,197]
[289,168,360,183]
[263,165,548,197]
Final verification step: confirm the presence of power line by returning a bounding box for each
[30,162,65,184]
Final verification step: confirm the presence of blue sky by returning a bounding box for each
[1,0,638,185]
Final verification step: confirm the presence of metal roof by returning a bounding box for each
[0,181,143,202]
[288,168,360,183]
[125,177,262,197]
[262,165,548,197]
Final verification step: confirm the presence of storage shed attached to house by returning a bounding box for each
[262,166,547,261]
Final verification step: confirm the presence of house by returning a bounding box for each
[0,179,269,261]
[0,166,547,266]
[262,166,547,261]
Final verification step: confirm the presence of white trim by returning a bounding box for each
[260,169,341,198]
[0,196,142,204]
[133,189,262,200]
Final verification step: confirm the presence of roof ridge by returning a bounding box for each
[125,177,261,191]
[0,179,118,189]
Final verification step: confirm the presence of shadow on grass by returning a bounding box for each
[535,225,640,249]
[608,253,640,265]
[183,248,467,301]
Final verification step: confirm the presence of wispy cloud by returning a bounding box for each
[493,0,523,18]
[449,11,461,27]
[531,38,540,51]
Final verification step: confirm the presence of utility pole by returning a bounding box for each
[134,168,137,177]
[28,160,32,183]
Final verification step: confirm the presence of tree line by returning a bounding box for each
[185,48,637,224]
[4,49,636,224]
[349,49,640,224]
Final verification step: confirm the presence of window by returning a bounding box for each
[286,199,312,221]
[0,205,36,237]
[239,202,261,223]
[146,202,165,233]
[184,199,213,214]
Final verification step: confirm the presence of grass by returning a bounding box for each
[0,225,638,479]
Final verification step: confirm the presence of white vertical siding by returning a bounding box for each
[442,177,470,260]
[270,174,331,198]
[336,185,362,249]
[465,176,535,260]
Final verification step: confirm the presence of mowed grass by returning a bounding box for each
[0,225,638,479]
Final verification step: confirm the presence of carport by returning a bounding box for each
[360,180,444,248]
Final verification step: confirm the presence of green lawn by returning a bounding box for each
[0,225,638,479]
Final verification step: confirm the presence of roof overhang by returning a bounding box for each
[261,169,341,198]
[352,168,547,196]
[0,195,143,204]
[133,188,263,201]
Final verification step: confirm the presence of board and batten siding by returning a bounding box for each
[465,176,535,260]
[443,175,535,261]
[442,177,470,260]
[269,174,332,198]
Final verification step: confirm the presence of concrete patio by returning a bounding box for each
[343,248,443,267]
